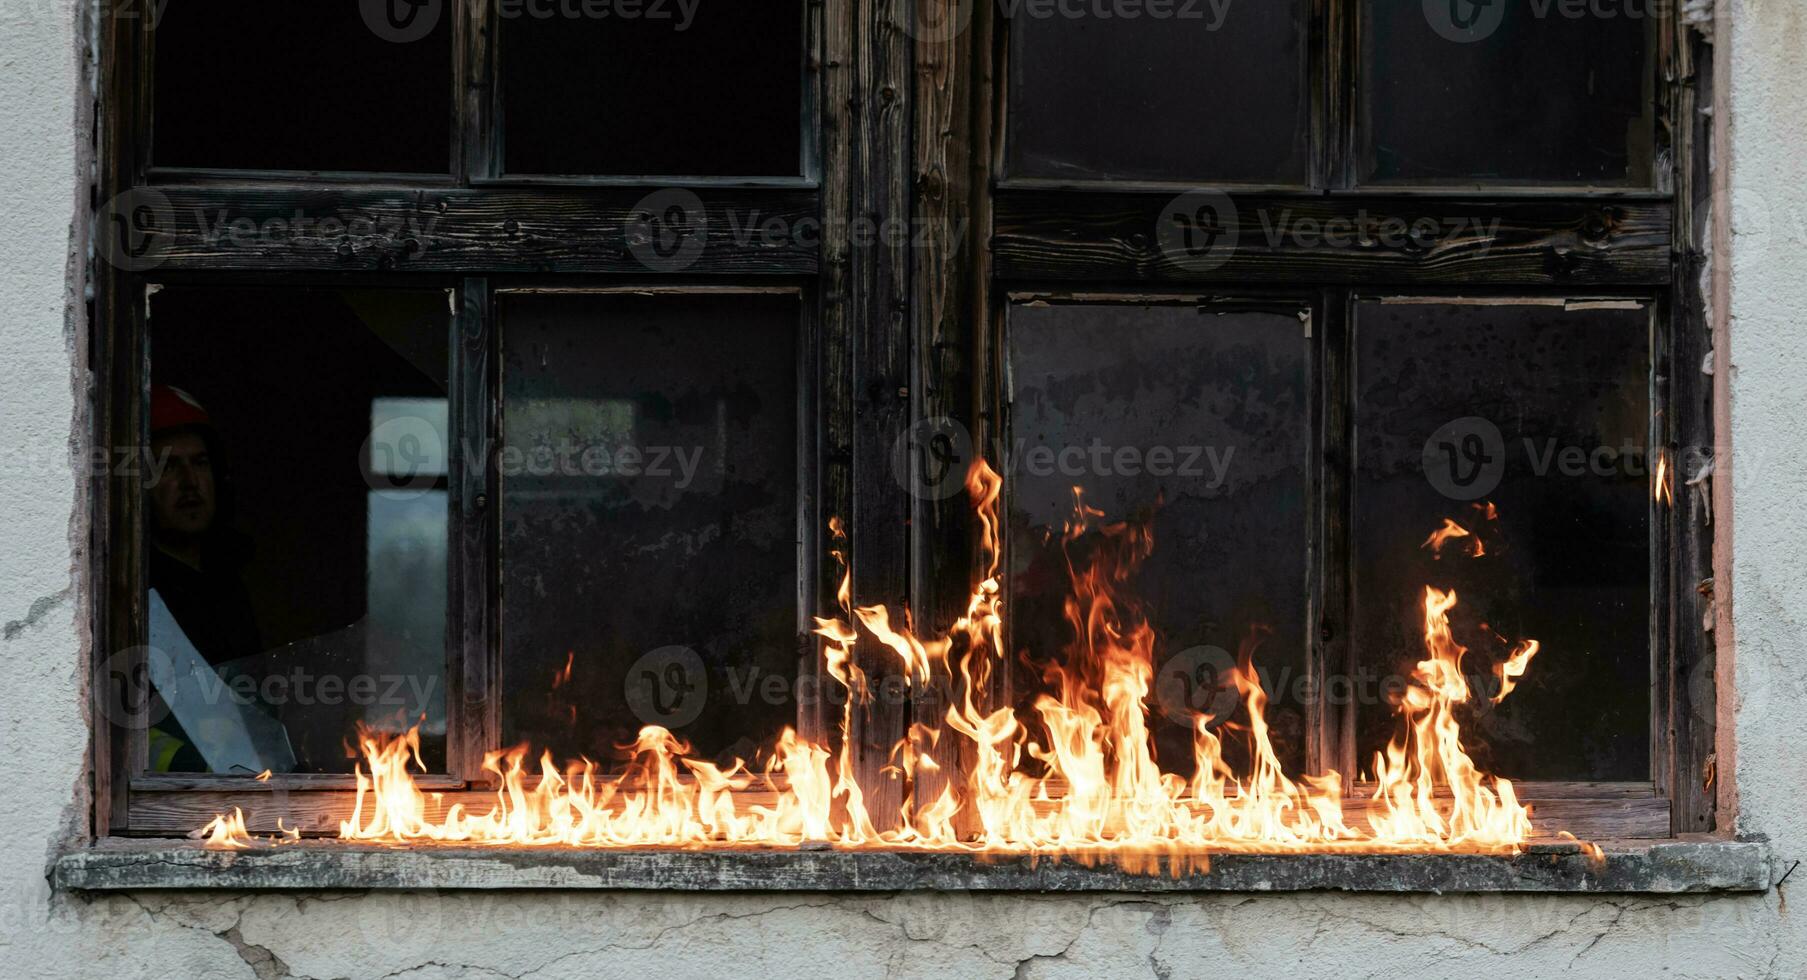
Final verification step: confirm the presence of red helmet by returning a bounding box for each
[150,384,212,435]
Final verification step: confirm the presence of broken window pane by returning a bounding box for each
[1006,301,1313,777]
[499,292,801,766]
[501,1,805,176]
[1358,4,1655,186]
[1007,2,1311,184]
[1351,300,1652,782]
[152,0,452,174]
[146,286,452,774]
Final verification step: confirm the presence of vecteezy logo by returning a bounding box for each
[1153,645,1241,728]
[892,416,976,501]
[625,189,708,273]
[1423,0,1505,43]
[93,646,173,731]
[1157,191,1239,273]
[895,0,976,42]
[360,0,443,43]
[353,887,446,957]
[360,415,445,500]
[96,187,175,273]
[1422,416,1506,500]
[624,645,708,729]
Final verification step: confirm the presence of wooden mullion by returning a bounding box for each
[841,0,915,832]
[457,0,500,183]
[131,0,154,180]
[816,0,854,762]
[908,0,993,835]
[449,277,497,783]
[1315,289,1355,780]
[975,4,1012,769]
[797,280,829,748]
[794,0,832,751]
[1331,0,1358,190]
[1311,0,1335,191]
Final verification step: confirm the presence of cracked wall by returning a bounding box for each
[3,1,1803,977]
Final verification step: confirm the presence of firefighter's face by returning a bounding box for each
[149,430,215,537]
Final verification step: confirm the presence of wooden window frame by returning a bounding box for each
[918,0,1715,840]
[89,0,1717,844]
[92,0,842,836]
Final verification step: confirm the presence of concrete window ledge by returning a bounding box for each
[52,838,1772,894]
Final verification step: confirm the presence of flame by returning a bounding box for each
[1494,639,1540,703]
[1655,450,1673,506]
[1364,588,1532,846]
[205,460,1556,867]
[191,808,254,849]
[1422,518,1483,558]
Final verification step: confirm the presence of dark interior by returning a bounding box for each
[497,291,802,766]
[149,286,451,771]
[152,0,453,173]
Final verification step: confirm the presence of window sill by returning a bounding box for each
[52,837,1771,894]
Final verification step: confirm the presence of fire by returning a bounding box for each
[1494,639,1540,704]
[191,807,253,849]
[203,461,1556,868]
[1422,518,1483,558]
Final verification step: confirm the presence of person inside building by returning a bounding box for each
[145,384,265,771]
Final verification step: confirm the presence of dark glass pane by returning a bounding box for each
[501,1,804,176]
[1351,300,1651,782]
[499,293,800,765]
[1359,3,1655,186]
[1007,302,1312,776]
[152,0,452,173]
[1007,2,1310,184]
[147,287,451,774]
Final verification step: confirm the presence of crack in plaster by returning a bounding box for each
[507,899,841,980]
[3,587,70,640]
[222,923,297,980]
[1005,896,1174,979]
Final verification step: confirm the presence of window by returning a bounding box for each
[497,290,803,763]
[1006,1,1311,184]
[91,0,1715,860]
[1356,2,1657,187]
[150,0,453,175]
[498,1,807,178]
[145,285,453,775]
[1349,298,1655,783]
[1005,299,1314,775]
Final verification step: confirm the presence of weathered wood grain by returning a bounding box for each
[993,192,1673,285]
[1665,13,1720,836]
[114,186,820,274]
[842,0,916,831]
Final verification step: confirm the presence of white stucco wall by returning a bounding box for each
[2,2,1802,977]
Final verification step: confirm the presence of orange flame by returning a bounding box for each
[205,460,1554,867]
[1422,518,1483,558]
[1494,639,1540,704]
[191,808,254,849]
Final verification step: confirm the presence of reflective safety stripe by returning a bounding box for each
[148,727,186,773]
